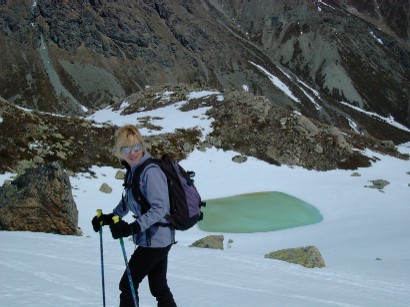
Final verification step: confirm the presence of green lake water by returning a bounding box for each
[198,191,323,233]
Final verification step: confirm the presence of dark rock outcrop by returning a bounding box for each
[0,161,79,235]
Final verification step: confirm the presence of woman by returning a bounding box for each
[92,124,177,307]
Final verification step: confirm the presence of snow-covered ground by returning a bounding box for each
[1,91,410,306]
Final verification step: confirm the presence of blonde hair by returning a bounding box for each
[113,125,145,158]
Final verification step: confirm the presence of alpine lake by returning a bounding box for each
[198,192,323,233]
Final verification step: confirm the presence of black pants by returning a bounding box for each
[119,244,176,307]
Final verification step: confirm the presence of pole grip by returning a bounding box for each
[97,209,103,226]
[96,209,102,217]
[113,215,120,224]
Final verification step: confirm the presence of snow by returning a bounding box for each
[249,61,300,103]
[340,101,410,133]
[1,91,410,307]
[347,117,361,134]
[318,1,336,10]
[370,31,384,45]
[86,91,223,139]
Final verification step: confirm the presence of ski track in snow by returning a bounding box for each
[2,231,409,307]
[168,248,408,307]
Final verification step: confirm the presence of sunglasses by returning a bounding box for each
[120,143,143,154]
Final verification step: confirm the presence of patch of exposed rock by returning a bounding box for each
[0,87,408,175]
[0,161,80,235]
[206,90,370,170]
[189,234,224,250]
[365,179,390,191]
[264,246,326,268]
[99,183,112,194]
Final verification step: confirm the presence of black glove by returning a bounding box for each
[109,220,141,239]
[91,213,115,232]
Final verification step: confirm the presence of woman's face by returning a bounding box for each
[120,136,144,167]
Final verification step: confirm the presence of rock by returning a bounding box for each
[99,183,112,194]
[296,115,319,136]
[32,155,44,164]
[378,140,395,149]
[264,246,326,268]
[53,132,65,139]
[365,179,390,190]
[232,155,247,163]
[15,159,35,174]
[314,144,323,154]
[56,151,67,160]
[328,127,352,153]
[204,135,222,148]
[0,161,79,235]
[227,238,234,248]
[189,235,224,250]
[182,142,193,152]
[115,170,126,180]
[351,172,361,177]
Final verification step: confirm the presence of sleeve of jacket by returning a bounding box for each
[136,164,170,232]
[112,198,129,218]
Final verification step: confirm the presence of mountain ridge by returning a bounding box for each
[0,0,409,174]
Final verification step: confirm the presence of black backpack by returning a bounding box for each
[122,155,205,231]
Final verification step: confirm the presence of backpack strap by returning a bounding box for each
[131,158,172,229]
[131,158,155,214]
[121,160,131,211]
[121,158,155,213]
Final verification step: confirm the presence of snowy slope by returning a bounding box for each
[1,90,410,306]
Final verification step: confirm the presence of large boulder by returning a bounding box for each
[189,235,224,250]
[264,246,326,268]
[0,161,79,235]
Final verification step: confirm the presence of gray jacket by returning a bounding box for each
[113,152,175,247]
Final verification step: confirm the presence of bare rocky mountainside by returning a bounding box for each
[0,85,408,175]
[0,0,409,174]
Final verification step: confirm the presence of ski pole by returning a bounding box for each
[113,216,138,307]
[96,209,106,307]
